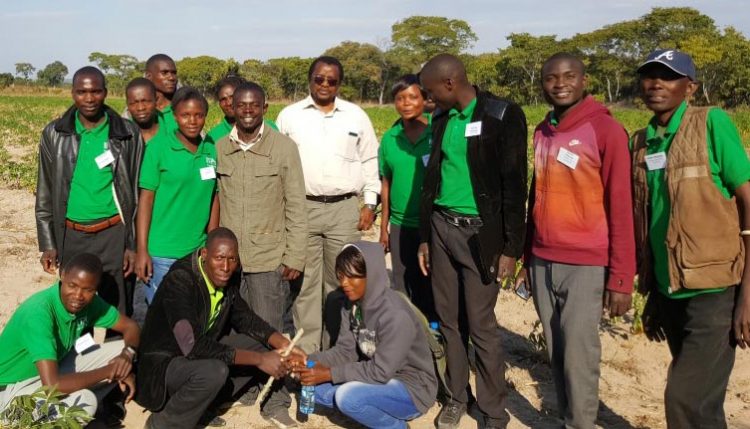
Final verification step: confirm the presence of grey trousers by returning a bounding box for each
[530,256,605,429]
[293,197,360,353]
[239,270,291,416]
[0,340,124,417]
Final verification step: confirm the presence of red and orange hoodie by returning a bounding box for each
[527,96,635,293]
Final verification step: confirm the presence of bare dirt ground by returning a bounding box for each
[0,187,748,429]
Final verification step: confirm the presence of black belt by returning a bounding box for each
[436,207,483,227]
[306,193,356,204]
[0,385,6,392]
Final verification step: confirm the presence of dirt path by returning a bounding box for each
[0,187,747,428]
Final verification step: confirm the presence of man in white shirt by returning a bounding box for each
[276,56,380,353]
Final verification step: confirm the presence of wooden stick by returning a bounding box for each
[257,328,304,405]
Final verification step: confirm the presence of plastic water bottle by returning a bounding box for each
[300,361,316,415]
[429,321,444,344]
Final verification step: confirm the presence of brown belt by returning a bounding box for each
[305,193,356,204]
[65,214,122,234]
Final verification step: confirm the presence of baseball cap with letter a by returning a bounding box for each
[637,49,696,81]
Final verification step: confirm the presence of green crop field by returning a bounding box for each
[1,94,748,192]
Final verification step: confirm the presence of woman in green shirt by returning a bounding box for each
[134,87,219,308]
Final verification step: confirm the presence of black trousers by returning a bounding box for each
[655,287,737,429]
[147,333,271,428]
[429,211,508,419]
[390,223,437,322]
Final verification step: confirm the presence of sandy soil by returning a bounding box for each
[0,187,747,429]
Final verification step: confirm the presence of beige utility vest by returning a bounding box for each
[631,107,744,294]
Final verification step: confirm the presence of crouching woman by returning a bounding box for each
[294,241,437,429]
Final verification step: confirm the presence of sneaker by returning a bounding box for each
[436,400,466,429]
[265,408,299,428]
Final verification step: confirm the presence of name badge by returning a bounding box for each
[645,152,667,170]
[465,121,482,137]
[422,154,430,167]
[557,147,580,169]
[200,166,216,180]
[95,150,115,169]
[74,333,97,354]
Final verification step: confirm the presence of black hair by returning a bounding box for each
[542,52,586,75]
[62,253,103,278]
[308,56,344,83]
[171,86,208,113]
[335,245,366,279]
[233,81,267,104]
[125,77,156,97]
[146,53,175,71]
[72,66,106,89]
[214,75,247,100]
[391,74,426,99]
[206,227,238,249]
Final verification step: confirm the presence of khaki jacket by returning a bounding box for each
[216,127,307,273]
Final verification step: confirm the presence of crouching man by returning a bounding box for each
[136,227,305,428]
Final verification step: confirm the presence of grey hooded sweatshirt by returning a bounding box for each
[310,241,438,414]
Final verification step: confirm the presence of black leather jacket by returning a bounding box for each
[35,105,144,253]
[420,89,528,284]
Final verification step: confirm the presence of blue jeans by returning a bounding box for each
[144,256,177,304]
[314,380,420,429]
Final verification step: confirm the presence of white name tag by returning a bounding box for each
[645,152,667,170]
[422,154,430,167]
[200,166,216,180]
[74,333,97,354]
[557,147,580,169]
[464,121,482,137]
[95,150,115,169]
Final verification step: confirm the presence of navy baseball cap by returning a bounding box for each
[637,49,696,81]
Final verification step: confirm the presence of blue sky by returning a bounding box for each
[2,0,748,77]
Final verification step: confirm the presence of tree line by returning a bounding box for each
[5,7,750,107]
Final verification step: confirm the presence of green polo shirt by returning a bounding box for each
[66,112,119,222]
[139,131,217,258]
[198,256,224,332]
[206,117,279,143]
[642,101,750,299]
[435,98,479,215]
[159,104,178,134]
[379,116,432,228]
[0,283,119,386]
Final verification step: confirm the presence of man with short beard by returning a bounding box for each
[125,77,161,143]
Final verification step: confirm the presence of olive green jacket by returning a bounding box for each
[216,127,307,273]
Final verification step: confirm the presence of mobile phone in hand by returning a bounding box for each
[515,280,531,301]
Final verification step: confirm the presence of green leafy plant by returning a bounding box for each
[0,385,92,429]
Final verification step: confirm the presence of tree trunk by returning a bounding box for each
[606,77,613,103]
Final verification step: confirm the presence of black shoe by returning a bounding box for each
[484,411,510,429]
[197,413,226,428]
[436,400,466,429]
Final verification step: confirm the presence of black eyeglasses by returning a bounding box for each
[313,75,339,87]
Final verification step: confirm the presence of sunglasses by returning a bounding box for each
[313,75,339,87]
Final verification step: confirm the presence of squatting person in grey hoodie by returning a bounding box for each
[292,240,437,429]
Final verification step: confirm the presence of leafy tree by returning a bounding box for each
[464,53,503,96]
[37,61,68,87]
[14,63,35,81]
[714,27,750,107]
[497,33,560,104]
[324,41,386,101]
[0,73,13,87]
[391,16,477,71]
[267,57,310,100]
[176,56,232,94]
[239,59,283,100]
[88,52,141,92]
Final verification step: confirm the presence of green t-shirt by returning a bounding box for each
[0,283,119,386]
[139,131,217,258]
[434,98,479,215]
[198,256,224,332]
[66,112,118,222]
[643,101,750,299]
[205,117,279,143]
[378,117,432,228]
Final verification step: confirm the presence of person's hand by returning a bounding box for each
[40,249,58,275]
[281,265,301,281]
[357,206,376,231]
[135,250,153,282]
[258,350,286,379]
[496,255,517,284]
[118,373,136,403]
[285,353,307,373]
[514,268,531,293]
[123,249,136,277]
[418,243,430,276]
[604,290,632,318]
[379,227,390,253]
[108,352,134,381]
[298,363,332,385]
[642,293,665,342]
[733,285,750,349]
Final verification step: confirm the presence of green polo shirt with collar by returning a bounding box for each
[66,112,119,222]
[198,256,224,331]
[379,116,432,228]
[139,130,217,258]
[206,117,279,144]
[159,104,178,134]
[0,283,119,386]
[435,98,479,215]
[641,101,750,299]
